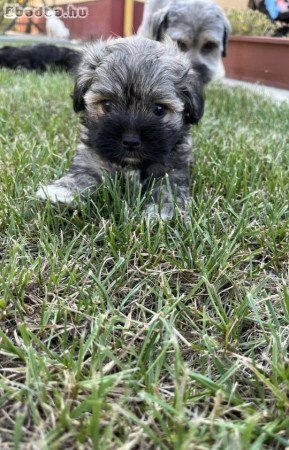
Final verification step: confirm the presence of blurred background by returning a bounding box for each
[0,0,249,40]
[0,0,288,90]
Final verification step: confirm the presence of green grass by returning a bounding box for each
[0,69,289,450]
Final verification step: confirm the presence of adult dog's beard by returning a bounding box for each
[83,114,181,166]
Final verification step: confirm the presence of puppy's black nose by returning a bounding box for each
[122,133,141,151]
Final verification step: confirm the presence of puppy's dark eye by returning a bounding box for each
[201,41,218,54]
[101,100,113,113]
[177,40,188,52]
[152,104,167,117]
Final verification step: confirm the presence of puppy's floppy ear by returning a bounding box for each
[151,7,169,41]
[73,40,108,113]
[222,16,231,57]
[73,75,87,113]
[179,70,205,125]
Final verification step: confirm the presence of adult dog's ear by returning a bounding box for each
[222,16,231,57]
[73,40,108,113]
[151,8,169,41]
[179,70,205,125]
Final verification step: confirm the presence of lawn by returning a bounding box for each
[0,69,289,450]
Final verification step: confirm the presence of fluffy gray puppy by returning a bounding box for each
[138,0,231,82]
[37,36,204,219]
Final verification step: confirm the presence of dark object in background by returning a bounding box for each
[248,0,289,36]
[0,44,81,73]
[273,24,289,35]
[248,0,268,14]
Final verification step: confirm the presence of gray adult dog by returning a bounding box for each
[138,0,231,82]
[37,36,204,219]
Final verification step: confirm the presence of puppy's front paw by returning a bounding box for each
[36,184,75,204]
[145,203,174,221]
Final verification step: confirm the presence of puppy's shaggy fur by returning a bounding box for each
[138,0,231,82]
[37,36,204,219]
[0,44,80,73]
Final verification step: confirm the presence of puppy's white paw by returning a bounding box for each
[145,203,174,221]
[160,203,174,221]
[145,204,159,221]
[36,185,75,204]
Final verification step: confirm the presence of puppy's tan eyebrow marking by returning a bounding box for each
[84,89,119,110]
[89,88,115,99]
[153,97,183,113]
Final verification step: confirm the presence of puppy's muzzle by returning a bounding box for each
[122,132,141,152]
